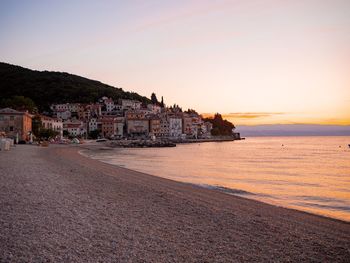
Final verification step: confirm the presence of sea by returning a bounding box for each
[85,136,350,222]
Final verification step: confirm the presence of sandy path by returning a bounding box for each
[0,145,349,262]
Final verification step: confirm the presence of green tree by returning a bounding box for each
[32,115,42,137]
[38,128,59,140]
[88,130,100,139]
[0,62,151,112]
[204,113,236,136]
[1,96,37,113]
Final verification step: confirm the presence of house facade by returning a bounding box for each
[0,108,32,141]
[169,117,182,138]
[40,115,63,139]
[63,119,86,137]
[49,97,213,140]
[149,117,161,137]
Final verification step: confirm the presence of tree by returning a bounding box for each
[203,113,236,136]
[151,93,159,104]
[38,128,59,140]
[186,109,198,115]
[0,96,37,113]
[32,115,42,137]
[0,62,151,112]
[88,130,100,139]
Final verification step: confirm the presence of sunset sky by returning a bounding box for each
[1,0,349,125]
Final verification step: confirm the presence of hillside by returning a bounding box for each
[0,62,151,111]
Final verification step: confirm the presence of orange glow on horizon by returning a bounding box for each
[201,113,350,126]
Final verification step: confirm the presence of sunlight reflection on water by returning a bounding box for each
[88,136,350,221]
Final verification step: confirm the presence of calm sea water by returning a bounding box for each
[85,137,350,221]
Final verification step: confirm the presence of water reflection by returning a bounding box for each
[87,136,350,221]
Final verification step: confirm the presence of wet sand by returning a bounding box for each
[0,145,349,262]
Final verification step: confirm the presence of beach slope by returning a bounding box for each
[0,145,349,262]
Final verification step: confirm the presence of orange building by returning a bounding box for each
[100,116,124,138]
[149,117,161,137]
[126,111,149,136]
[0,108,32,141]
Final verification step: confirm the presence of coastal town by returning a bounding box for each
[0,96,240,147]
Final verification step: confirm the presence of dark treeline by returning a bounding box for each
[0,62,151,112]
[204,113,236,136]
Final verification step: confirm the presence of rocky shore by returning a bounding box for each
[0,145,349,262]
[107,139,176,148]
[104,136,240,148]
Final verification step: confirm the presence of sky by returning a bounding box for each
[1,0,349,125]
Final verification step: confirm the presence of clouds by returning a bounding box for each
[222,112,286,119]
[201,112,290,125]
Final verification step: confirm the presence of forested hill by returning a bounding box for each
[0,62,151,111]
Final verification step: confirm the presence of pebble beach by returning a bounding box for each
[0,144,349,262]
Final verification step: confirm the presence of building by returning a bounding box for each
[182,113,203,138]
[87,103,102,117]
[104,99,115,111]
[40,115,63,139]
[201,121,213,138]
[147,104,162,114]
[115,117,124,138]
[101,116,117,138]
[127,119,149,137]
[51,103,68,112]
[149,117,161,137]
[63,119,86,137]
[100,116,124,138]
[77,104,90,120]
[159,114,170,137]
[0,108,32,141]
[56,110,71,120]
[121,99,142,111]
[169,117,183,138]
[67,103,80,113]
[183,115,194,137]
[126,111,149,137]
[52,103,80,113]
[88,117,99,132]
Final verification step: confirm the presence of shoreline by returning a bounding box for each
[1,144,349,262]
[79,143,350,224]
[79,144,350,224]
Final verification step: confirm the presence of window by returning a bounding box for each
[10,116,14,121]
[10,126,14,131]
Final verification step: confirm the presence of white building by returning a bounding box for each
[52,103,80,113]
[147,104,162,114]
[40,115,63,139]
[51,103,68,112]
[105,98,115,112]
[88,118,98,132]
[121,99,142,110]
[56,110,71,120]
[63,120,86,137]
[169,117,182,138]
